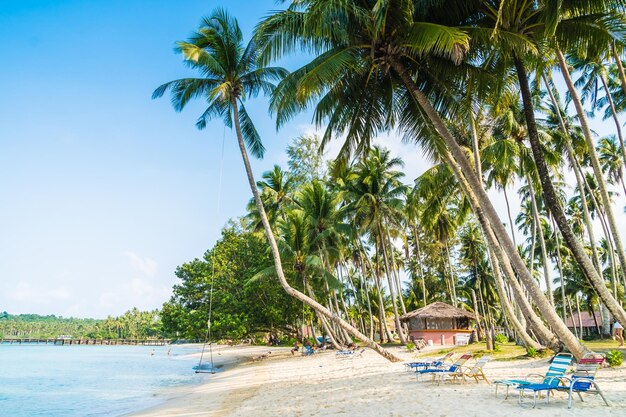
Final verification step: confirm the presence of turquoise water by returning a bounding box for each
[0,344,206,416]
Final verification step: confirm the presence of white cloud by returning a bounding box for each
[122,251,158,277]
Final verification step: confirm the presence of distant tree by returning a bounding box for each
[286,134,326,185]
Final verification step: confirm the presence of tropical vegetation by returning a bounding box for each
[154,1,626,362]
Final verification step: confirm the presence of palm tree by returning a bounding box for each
[153,9,400,361]
[597,136,626,196]
[257,0,572,355]
[344,147,408,344]
[471,0,626,338]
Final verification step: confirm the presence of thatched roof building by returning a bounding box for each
[400,302,475,346]
[400,302,475,322]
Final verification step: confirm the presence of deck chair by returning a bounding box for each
[554,354,609,409]
[494,353,573,399]
[405,352,454,372]
[517,353,604,408]
[433,355,491,385]
[415,354,472,381]
[336,348,365,359]
[302,345,315,356]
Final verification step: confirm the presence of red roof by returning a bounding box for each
[565,311,605,328]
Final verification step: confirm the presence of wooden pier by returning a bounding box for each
[0,338,171,346]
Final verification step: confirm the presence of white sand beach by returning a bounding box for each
[130,345,626,417]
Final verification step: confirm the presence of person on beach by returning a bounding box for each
[291,341,300,355]
[614,320,624,347]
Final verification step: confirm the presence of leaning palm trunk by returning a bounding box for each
[542,74,603,272]
[599,74,626,178]
[231,99,400,362]
[469,113,540,348]
[445,143,550,346]
[513,55,626,339]
[612,41,626,103]
[555,49,626,309]
[389,58,586,357]
[463,149,543,348]
[527,177,554,306]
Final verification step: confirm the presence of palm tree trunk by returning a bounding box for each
[514,55,626,337]
[543,73,603,273]
[389,58,585,356]
[466,110,529,348]
[527,177,554,306]
[445,242,458,307]
[487,241,542,349]
[555,49,626,313]
[411,224,427,306]
[503,187,517,247]
[612,41,626,99]
[390,59,584,359]
[387,232,408,315]
[599,74,626,183]
[566,297,578,339]
[230,99,400,362]
[551,217,567,322]
[355,238,376,339]
[378,223,407,344]
[446,147,550,348]
[576,294,584,338]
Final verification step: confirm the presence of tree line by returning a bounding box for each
[0,309,163,340]
[154,0,626,362]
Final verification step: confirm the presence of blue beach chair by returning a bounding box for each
[404,352,454,372]
[415,354,472,381]
[493,353,573,399]
[554,354,609,409]
[517,353,605,408]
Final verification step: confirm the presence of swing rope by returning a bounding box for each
[195,125,226,374]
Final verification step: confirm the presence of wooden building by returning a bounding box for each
[400,302,475,346]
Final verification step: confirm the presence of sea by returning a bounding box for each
[0,343,207,417]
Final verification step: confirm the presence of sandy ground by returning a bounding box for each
[130,345,626,417]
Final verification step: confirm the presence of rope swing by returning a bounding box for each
[194,126,227,374]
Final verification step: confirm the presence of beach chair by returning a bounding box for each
[302,345,315,356]
[336,348,356,357]
[404,352,454,372]
[494,353,573,399]
[433,355,491,385]
[554,354,609,409]
[517,353,605,408]
[415,354,472,381]
[337,348,365,359]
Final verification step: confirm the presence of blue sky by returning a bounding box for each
[0,0,322,317]
[1,1,624,318]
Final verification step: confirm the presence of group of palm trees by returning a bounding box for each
[154,0,626,362]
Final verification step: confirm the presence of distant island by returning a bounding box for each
[0,309,163,340]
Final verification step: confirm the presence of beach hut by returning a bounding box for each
[565,311,605,338]
[400,302,475,346]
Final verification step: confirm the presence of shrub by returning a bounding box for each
[495,333,508,344]
[606,350,623,367]
[526,347,538,358]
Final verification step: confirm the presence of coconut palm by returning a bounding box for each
[469,0,626,337]
[597,136,626,196]
[256,0,572,353]
[153,9,400,361]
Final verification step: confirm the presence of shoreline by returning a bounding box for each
[128,345,626,417]
[127,345,291,417]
